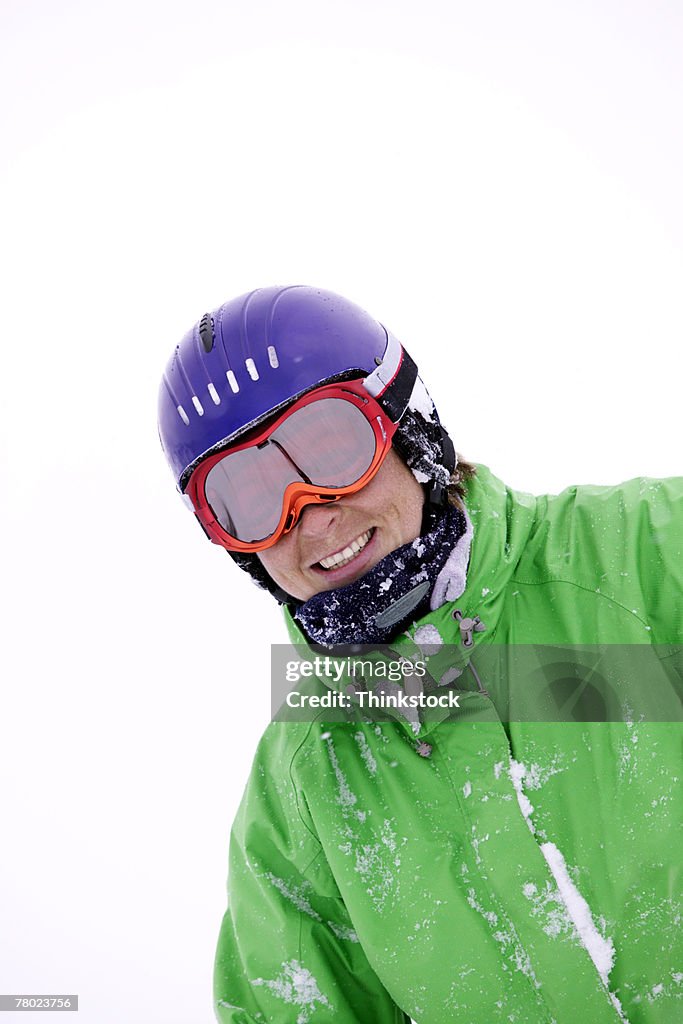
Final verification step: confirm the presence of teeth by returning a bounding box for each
[319,530,373,570]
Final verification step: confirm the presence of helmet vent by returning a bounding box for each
[177,405,190,426]
[267,345,279,368]
[192,395,205,416]
[226,370,239,394]
[245,358,259,381]
[207,383,221,405]
[199,313,214,353]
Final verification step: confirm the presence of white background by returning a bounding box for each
[1,1,681,1021]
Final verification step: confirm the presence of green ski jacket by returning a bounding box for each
[214,465,683,1023]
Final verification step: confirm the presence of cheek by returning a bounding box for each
[402,488,425,540]
[257,540,310,599]
[257,546,288,581]
[383,467,425,540]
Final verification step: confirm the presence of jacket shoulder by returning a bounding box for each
[519,474,683,640]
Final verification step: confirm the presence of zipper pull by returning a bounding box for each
[452,609,487,648]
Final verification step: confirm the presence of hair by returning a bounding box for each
[447,455,478,507]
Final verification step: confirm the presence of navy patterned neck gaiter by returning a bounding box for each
[293,502,468,648]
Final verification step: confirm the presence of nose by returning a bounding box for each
[296,497,340,538]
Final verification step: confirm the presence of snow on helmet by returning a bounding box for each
[158,285,456,598]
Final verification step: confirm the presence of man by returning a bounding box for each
[158,286,682,1023]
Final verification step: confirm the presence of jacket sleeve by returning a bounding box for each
[627,475,683,644]
[213,725,409,1024]
[542,474,683,643]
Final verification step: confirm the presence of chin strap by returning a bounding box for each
[227,547,297,606]
[426,425,456,507]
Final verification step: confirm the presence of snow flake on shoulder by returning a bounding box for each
[262,871,360,943]
[323,735,406,912]
[324,734,367,822]
[265,873,321,921]
[413,623,443,656]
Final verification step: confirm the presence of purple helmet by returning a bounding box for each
[159,286,404,488]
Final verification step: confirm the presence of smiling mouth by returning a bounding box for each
[316,528,375,571]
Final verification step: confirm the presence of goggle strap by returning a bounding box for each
[377,347,419,422]
[375,346,457,498]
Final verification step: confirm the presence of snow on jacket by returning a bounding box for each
[214,464,683,1023]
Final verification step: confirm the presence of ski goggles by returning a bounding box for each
[184,378,397,552]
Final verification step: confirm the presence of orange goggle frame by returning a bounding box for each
[184,378,397,553]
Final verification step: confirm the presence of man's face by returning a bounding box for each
[257,448,425,601]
